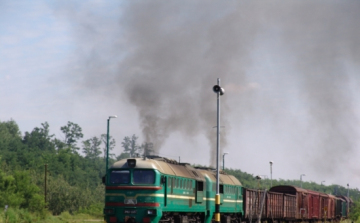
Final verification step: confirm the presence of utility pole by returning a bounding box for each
[213,78,225,223]
[269,161,273,187]
[347,183,350,215]
[106,115,117,171]
[44,164,48,208]
[223,152,228,170]
[300,174,305,188]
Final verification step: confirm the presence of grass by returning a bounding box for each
[0,209,357,223]
[0,208,104,223]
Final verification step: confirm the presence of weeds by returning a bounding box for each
[0,208,103,223]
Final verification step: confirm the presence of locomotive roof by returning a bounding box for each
[196,168,242,186]
[111,157,205,181]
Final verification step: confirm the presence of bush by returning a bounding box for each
[3,208,38,223]
[3,208,18,223]
[76,203,104,217]
[350,200,360,221]
[0,170,45,215]
[47,176,104,215]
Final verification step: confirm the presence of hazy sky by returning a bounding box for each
[1,0,360,189]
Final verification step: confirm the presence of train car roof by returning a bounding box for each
[111,157,205,181]
[271,185,336,197]
[337,195,353,203]
[270,185,308,195]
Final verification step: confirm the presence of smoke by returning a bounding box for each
[270,2,360,175]
[61,1,360,170]
[114,2,256,165]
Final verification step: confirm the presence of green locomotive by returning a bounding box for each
[103,156,244,223]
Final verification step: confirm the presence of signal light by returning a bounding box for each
[213,85,225,95]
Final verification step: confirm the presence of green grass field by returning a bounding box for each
[0,208,104,223]
[0,208,357,223]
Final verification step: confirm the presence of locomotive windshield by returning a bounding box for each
[133,170,155,184]
[110,170,130,184]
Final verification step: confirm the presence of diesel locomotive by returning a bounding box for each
[103,156,352,223]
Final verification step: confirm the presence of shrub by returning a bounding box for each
[4,208,18,223]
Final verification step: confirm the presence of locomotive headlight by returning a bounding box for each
[147,209,157,215]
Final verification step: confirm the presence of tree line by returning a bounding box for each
[0,119,118,216]
[0,119,155,217]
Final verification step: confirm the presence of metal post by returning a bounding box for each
[347,183,350,215]
[222,153,228,170]
[106,118,110,170]
[106,115,117,172]
[300,174,305,188]
[213,78,225,223]
[44,164,47,208]
[269,161,273,187]
[215,78,220,223]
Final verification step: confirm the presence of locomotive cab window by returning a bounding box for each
[110,170,130,184]
[133,170,155,184]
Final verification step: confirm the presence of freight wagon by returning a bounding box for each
[270,185,351,222]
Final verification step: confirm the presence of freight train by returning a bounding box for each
[103,156,352,223]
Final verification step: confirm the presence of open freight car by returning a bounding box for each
[270,185,339,222]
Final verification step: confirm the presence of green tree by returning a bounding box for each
[0,170,45,213]
[82,137,102,159]
[20,123,59,172]
[101,134,116,159]
[60,122,84,153]
[116,152,130,160]
[23,122,55,152]
[0,119,21,140]
[0,120,24,168]
[121,135,142,157]
[53,138,67,151]
[350,200,360,221]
